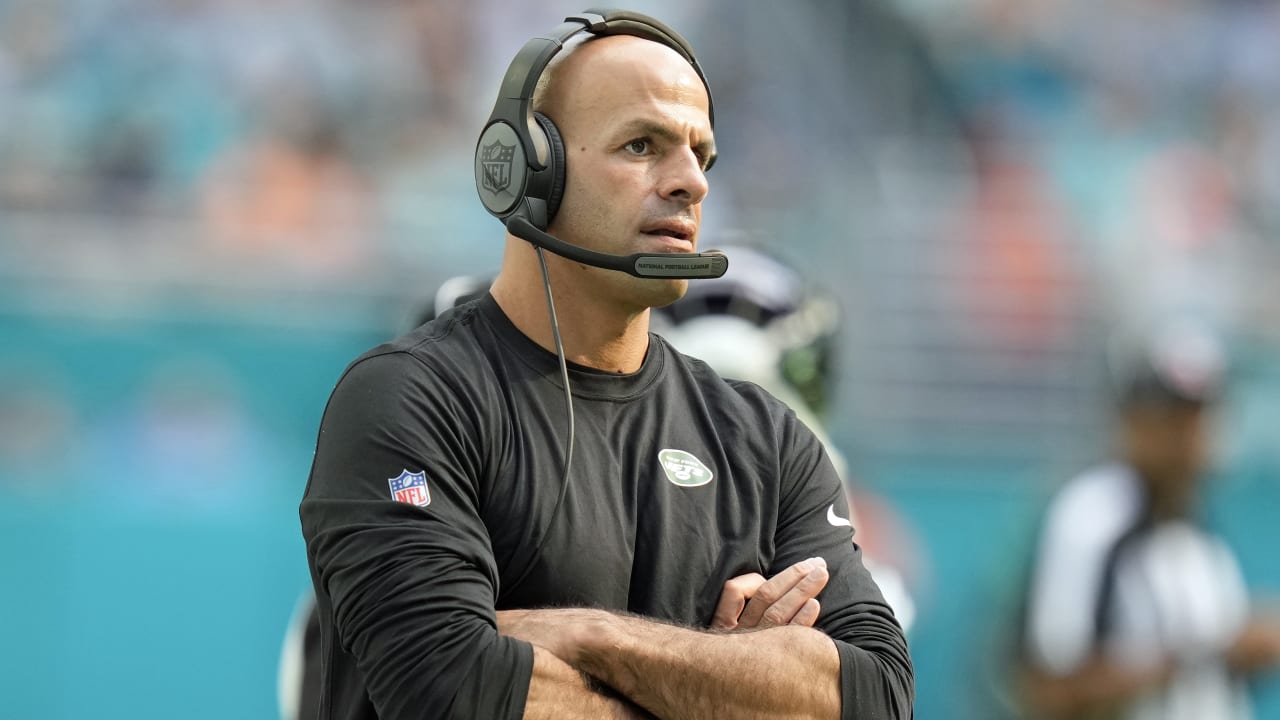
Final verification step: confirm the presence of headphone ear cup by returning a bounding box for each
[533,112,566,225]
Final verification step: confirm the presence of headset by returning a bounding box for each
[474,8,728,280]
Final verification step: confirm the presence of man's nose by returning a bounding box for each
[658,147,709,205]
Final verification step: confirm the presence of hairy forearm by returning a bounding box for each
[525,645,656,720]
[563,612,840,720]
[596,619,839,720]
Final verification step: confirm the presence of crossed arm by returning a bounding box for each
[505,559,844,720]
[522,645,657,720]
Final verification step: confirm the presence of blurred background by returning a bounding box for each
[2,0,1280,717]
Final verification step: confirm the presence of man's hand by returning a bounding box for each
[498,607,611,665]
[710,557,829,631]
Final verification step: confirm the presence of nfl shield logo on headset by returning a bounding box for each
[480,140,516,194]
[388,470,431,507]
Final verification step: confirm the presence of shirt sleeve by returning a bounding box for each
[769,406,914,720]
[299,351,533,720]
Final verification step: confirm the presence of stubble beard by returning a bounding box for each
[579,264,688,314]
[554,212,692,311]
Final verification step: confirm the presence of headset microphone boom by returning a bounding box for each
[505,216,727,279]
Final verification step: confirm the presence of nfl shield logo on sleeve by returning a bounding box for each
[388,470,431,507]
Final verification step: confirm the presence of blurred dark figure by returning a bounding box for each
[1016,323,1280,720]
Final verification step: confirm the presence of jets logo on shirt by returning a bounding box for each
[388,469,431,507]
[658,449,714,487]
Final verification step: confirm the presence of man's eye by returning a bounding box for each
[625,139,650,155]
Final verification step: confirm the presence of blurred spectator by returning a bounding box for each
[199,79,371,277]
[691,0,969,236]
[0,0,82,210]
[0,360,78,498]
[1103,144,1243,331]
[1016,322,1280,720]
[959,134,1078,357]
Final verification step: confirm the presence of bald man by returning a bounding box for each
[300,11,912,720]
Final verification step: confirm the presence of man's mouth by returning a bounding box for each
[644,229,688,240]
[640,221,695,243]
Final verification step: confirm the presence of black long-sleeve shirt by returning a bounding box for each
[300,293,913,719]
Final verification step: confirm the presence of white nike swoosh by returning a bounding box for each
[827,504,853,528]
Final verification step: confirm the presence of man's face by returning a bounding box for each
[1122,401,1213,509]
[542,35,715,310]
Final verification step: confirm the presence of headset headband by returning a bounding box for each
[489,9,713,171]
